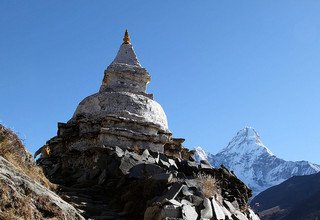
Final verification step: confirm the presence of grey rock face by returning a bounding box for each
[0,156,83,220]
[201,198,213,218]
[212,198,226,220]
[182,204,198,220]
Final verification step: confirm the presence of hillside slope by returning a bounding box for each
[0,124,83,219]
[251,172,320,220]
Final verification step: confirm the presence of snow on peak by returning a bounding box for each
[235,127,261,143]
[194,146,208,161]
[202,126,320,197]
[221,127,274,157]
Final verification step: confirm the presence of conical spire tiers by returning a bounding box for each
[111,30,141,67]
[123,29,131,44]
[100,31,151,94]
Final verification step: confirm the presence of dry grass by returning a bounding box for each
[0,181,34,220]
[0,124,53,189]
[35,196,65,219]
[196,172,219,198]
[0,180,63,220]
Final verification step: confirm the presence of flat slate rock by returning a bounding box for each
[182,204,198,220]
[232,211,248,220]
[119,155,141,174]
[152,173,173,182]
[181,185,194,196]
[201,198,213,219]
[114,146,124,157]
[212,198,226,220]
[129,163,165,179]
[165,182,184,200]
[156,182,184,203]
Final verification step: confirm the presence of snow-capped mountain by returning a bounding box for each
[194,127,320,197]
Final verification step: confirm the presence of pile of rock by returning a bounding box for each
[38,144,259,219]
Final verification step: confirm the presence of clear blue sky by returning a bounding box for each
[1,1,320,164]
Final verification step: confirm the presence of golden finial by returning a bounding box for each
[123,29,131,44]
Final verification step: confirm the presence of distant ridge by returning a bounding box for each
[251,172,320,220]
[194,127,320,196]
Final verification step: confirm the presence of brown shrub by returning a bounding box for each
[0,179,63,220]
[196,172,219,198]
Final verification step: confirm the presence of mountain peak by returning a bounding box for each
[236,127,260,142]
[194,146,209,161]
[196,127,320,197]
[222,127,273,157]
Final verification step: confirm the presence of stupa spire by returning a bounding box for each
[123,29,131,44]
[100,31,150,93]
[111,30,141,67]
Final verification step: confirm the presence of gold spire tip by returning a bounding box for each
[123,29,131,44]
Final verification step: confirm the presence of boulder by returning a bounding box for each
[168,158,178,169]
[211,198,226,220]
[201,198,213,219]
[114,146,124,158]
[151,173,173,183]
[181,185,194,196]
[248,209,260,220]
[119,154,141,174]
[128,163,165,179]
[224,200,237,214]
[160,205,182,218]
[221,205,233,219]
[182,204,198,220]
[232,211,249,220]
[165,182,184,200]
[155,182,184,204]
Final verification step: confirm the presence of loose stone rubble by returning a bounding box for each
[37,30,260,219]
[38,145,259,219]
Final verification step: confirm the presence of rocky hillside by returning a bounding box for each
[0,124,83,219]
[251,172,320,220]
[0,124,260,220]
[194,127,320,196]
[38,142,259,219]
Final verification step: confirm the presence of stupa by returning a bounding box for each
[36,31,259,220]
[47,30,173,153]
